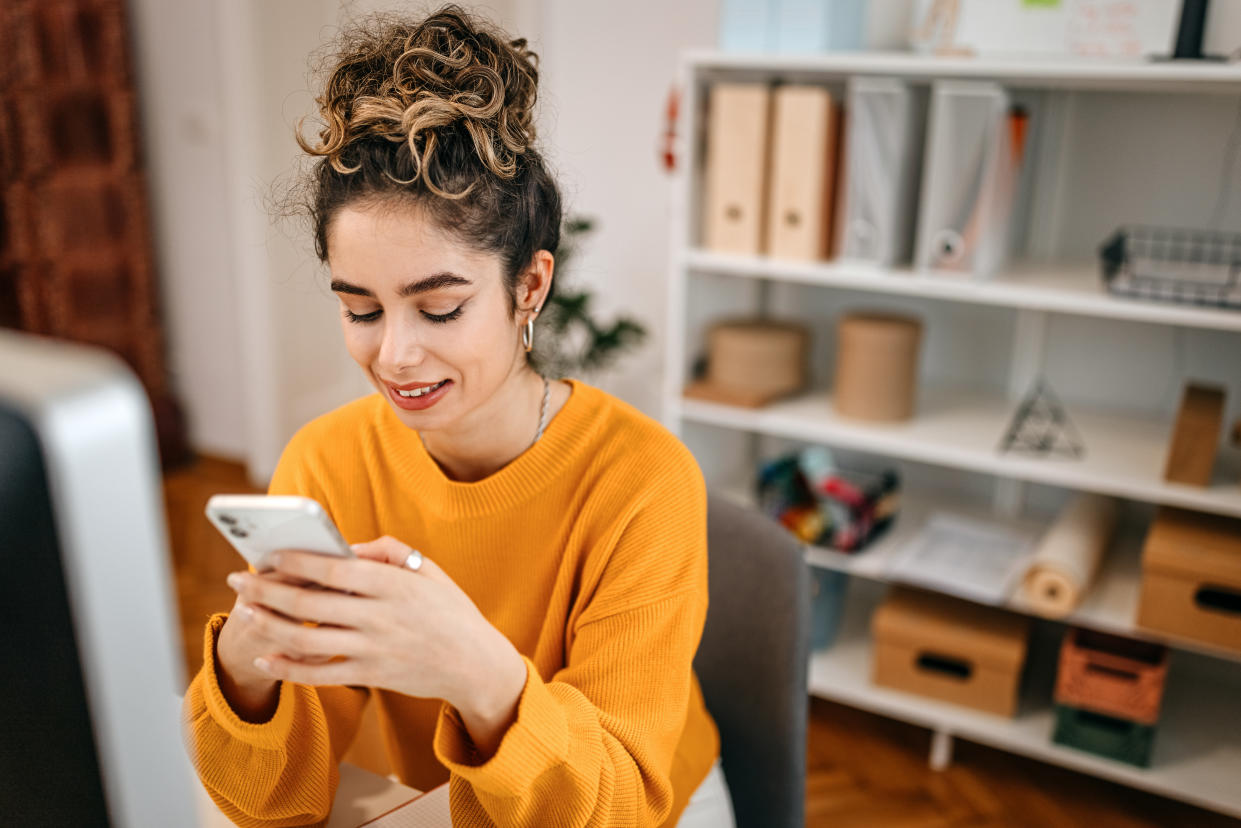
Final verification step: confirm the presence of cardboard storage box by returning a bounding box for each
[1054,627,1169,725]
[1137,507,1241,654]
[684,319,810,408]
[872,586,1031,717]
[833,312,922,422]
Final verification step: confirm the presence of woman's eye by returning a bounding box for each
[422,306,464,324]
[345,308,382,324]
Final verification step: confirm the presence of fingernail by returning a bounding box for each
[227,573,243,590]
[269,552,283,567]
[253,657,271,673]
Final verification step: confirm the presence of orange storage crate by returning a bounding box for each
[1054,627,1169,725]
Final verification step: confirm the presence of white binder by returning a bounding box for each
[916,81,1023,279]
[837,77,927,266]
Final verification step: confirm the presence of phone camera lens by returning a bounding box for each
[229,527,249,539]
[219,515,237,526]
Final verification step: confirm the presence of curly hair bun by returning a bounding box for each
[299,4,540,198]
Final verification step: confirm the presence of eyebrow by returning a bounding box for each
[330,272,473,298]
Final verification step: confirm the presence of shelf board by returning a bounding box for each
[810,579,1241,819]
[686,250,1241,333]
[795,489,1241,664]
[682,388,1241,518]
[684,50,1241,94]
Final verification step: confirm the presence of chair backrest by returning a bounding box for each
[693,492,810,828]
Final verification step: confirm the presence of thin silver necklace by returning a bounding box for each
[419,375,550,452]
[532,374,551,448]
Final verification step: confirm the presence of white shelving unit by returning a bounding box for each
[666,52,1241,818]
[813,579,1241,819]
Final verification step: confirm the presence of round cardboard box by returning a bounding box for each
[707,319,808,396]
[833,312,922,421]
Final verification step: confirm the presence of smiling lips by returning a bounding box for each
[385,378,452,410]
[392,379,448,398]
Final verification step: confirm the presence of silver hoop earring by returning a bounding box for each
[522,317,535,352]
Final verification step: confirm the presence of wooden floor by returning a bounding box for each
[167,456,1239,827]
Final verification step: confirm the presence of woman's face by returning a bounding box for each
[326,201,524,433]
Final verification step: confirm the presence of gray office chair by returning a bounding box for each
[694,492,810,828]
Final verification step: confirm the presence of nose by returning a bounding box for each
[376,315,426,376]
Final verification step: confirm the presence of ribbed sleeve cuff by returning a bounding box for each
[199,612,297,751]
[432,655,570,797]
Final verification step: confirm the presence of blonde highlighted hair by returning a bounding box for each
[295,4,562,317]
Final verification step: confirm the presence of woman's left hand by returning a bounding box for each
[225,536,527,734]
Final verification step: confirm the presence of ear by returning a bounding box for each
[518,249,555,312]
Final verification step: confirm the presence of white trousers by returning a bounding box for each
[676,759,737,828]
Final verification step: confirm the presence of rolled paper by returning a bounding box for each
[1021,493,1119,618]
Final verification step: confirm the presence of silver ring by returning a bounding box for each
[403,549,424,573]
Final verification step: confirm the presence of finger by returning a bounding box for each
[404,552,451,584]
[228,570,373,628]
[350,535,417,567]
[351,536,452,585]
[241,601,367,661]
[252,652,367,686]
[268,547,401,597]
[263,569,320,589]
[230,598,335,664]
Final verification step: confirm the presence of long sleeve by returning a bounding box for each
[431,451,712,827]
[181,616,370,826]
[180,427,369,827]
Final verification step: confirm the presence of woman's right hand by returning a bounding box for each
[215,568,327,722]
[216,590,283,722]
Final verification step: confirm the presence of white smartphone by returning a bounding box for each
[205,494,354,573]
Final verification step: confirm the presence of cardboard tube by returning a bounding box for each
[1021,493,1119,618]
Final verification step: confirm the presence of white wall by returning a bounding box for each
[128,0,246,459]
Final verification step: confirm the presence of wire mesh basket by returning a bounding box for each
[1099,226,1241,310]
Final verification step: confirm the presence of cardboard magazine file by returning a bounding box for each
[702,82,773,256]
[872,586,1031,717]
[1053,628,1169,725]
[1162,382,1225,486]
[1137,507,1241,654]
[765,84,843,262]
[684,319,809,408]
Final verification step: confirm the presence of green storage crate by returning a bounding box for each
[1052,704,1156,768]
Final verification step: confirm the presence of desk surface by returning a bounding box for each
[195,762,450,827]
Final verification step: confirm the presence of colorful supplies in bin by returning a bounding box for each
[757,446,900,552]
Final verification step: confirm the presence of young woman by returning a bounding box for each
[181,6,735,826]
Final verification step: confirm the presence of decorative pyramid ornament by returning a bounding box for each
[998,378,1085,459]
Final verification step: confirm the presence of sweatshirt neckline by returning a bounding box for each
[377,377,605,516]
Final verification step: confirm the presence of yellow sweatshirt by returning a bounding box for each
[181,378,721,827]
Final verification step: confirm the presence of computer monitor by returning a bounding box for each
[0,330,196,826]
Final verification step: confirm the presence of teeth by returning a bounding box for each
[398,380,446,398]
